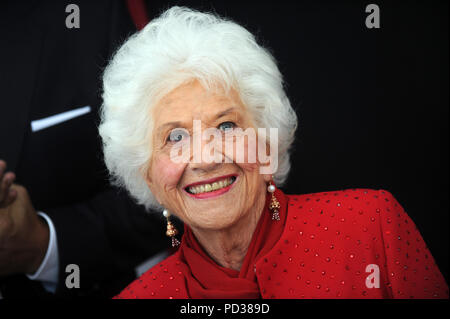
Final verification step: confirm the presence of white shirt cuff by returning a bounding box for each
[26,212,59,293]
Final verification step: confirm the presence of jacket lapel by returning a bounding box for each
[0,7,44,171]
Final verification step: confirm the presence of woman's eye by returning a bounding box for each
[218,121,235,132]
[167,129,189,143]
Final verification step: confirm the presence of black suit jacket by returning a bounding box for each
[0,0,170,298]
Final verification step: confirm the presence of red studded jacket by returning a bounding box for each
[115,188,448,299]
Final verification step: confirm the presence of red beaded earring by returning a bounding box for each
[267,180,280,221]
[163,209,180,247]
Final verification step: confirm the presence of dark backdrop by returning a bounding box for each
[143,0,449,281]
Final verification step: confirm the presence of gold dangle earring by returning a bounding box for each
[163,209,180,247]
[267,180,280,221]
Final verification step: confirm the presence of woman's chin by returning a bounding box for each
[181,180,242,228]
[190,211,240,231]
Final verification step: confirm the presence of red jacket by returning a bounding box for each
[115,188,448,299]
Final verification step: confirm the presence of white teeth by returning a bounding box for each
[187,177,235,194]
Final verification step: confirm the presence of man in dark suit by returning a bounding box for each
[0,0,169,298]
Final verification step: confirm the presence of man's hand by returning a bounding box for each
[0,160,17,208]
[0,160,50,275]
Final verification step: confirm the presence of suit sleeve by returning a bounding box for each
[378,189,448,299]
[45,188,169,297]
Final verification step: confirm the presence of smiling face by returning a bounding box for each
[146,80,271,231]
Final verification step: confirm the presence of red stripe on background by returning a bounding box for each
[125,0,149,30]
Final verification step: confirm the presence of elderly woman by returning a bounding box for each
[100,7,447,299]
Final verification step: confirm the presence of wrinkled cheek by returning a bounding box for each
[149,154,186,201]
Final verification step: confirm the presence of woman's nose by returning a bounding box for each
[189,160,223,175]
[187,123,226,171]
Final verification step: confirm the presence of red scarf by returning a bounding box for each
[177,188,288,298]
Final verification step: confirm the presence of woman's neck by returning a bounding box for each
[190,189,267,271]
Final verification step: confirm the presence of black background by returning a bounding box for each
[142,0,449,281]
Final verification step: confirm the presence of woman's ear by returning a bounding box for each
[143,165,163,206]
[256,133,278,178]
[262,173,272,183]
[143,163,154,189]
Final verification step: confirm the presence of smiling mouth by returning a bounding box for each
[184,174,237,199]
[186,175,237,194]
